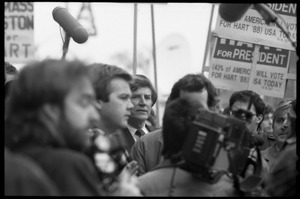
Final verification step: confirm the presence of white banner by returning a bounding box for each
[215,3,297,51]
[5,2,35,63]
[209,38,289,98]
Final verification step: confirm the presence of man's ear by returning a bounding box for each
[256,114,263,124]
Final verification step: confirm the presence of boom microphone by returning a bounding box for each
[219,4,252,22]
[52,6,88,44]
[219,4,277,24]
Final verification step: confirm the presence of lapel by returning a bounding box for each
[122,128,135,152]
[122,125,159,152]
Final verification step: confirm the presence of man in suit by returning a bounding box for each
[87,63,141,179]
[123,74,159,152]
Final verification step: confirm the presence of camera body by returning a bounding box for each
[182,108,252,183]
[87,129,129,191]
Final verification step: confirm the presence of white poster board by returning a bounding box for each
[209,38,289,98]
[215,3,297,51]
[5,2,35,63]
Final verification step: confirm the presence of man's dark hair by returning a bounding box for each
[168,74,219,109]
[130,74,157,106]
[229,90,265,116]
[5,62,18,83]
[5,62,18,75]
[264,104,274,115]
[88,63,132,102]
[161,98,201,161]
[5,59,89,151]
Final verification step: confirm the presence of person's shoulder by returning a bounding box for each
[34,148,93,169]
[146,124,160,132]
[51,148,91,162]
[139,128,163,142]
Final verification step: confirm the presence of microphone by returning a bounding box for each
[52,6,88,44]
[219,4,277,24]
[219,3,296,49]
[219,4,252,22]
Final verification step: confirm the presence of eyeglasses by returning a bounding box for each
[230,109,256,123]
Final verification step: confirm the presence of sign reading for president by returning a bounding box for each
[209,38,289,98]
[215,3,297,51]
[5,2,35,63]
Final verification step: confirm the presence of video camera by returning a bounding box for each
[181,108,257,183]
[86,129,130,192]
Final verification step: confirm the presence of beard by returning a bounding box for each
[57,113,91,152]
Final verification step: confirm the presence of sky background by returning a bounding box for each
[11,2,217,124]
[6,3,296,125]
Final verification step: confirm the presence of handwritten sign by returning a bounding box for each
[5,2,35,63]
[215,3,297,51]
[209,38,289,98]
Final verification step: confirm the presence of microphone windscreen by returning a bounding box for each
[52,6,88,44]
[219,4,252,22]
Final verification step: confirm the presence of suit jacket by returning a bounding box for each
[130,129,163,176]
[122,124,158,153]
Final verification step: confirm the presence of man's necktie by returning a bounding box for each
[135,129,146,138]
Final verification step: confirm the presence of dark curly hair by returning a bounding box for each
[168,73,219,109]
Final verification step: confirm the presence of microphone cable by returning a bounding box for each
[168,166,177,197]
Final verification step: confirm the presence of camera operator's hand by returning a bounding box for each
[121,160,139,176]
[112,167,142,196]
[243,148,269,178]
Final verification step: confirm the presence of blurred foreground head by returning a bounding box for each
[5,59,99,151]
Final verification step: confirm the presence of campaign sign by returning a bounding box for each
[5,2,35,63]
[209,37,289,98]
[215,3,297,51]
[251,46,289,98]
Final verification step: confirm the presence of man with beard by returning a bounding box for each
[5,59,141,196]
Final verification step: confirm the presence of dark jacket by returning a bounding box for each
[130,129,163,176]
[16,145,102,196]
[5,148,59,196]
[122,124,158,153]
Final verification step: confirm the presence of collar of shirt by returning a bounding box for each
[127,124,149,141]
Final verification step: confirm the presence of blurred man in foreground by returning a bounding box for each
[5,59,140,196]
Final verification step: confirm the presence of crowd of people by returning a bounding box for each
[4,59,297,196]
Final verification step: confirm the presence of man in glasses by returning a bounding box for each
[228,90,269,179]
[229,90,265,135]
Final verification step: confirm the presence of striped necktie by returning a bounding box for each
[135,129,146,138]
